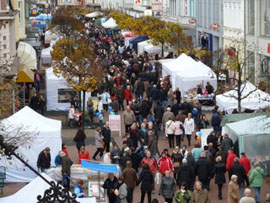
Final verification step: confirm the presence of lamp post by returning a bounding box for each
[0,135,78,203]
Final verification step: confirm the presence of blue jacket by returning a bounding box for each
[73,185,84,198]
[54,155,62,167]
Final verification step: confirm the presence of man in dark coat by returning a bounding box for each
[102,121,111,152]
[195,152,212,191]
[140,100,150,119]
[171,100,180,117]
[135,78,145,102]
[177,159,195,190]
[150,85,159,103]
[229,157,249,197]
[61,152,73,190]
[154,102,164,130]
[120,148,132,170]
[207,131,218,150]
[37,147,51,172]
[211,110,221,133]
[103,173,118,203]
[29,92,40,112]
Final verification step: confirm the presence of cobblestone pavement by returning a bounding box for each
[1,113,269,203]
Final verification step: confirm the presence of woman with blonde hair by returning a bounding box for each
[211,156,226,200]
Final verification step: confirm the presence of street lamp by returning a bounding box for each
[0,135,78,203]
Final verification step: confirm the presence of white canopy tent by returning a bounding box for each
[138,40,161,55]
[46,67,91,111]
[160,54,217,94]
[0,107,61,182]
[40,46,53,65]
[216,81,270,113]
[45,30,59,44]
[85,11,103,18]
[101,18,118,29]
[224,115,270,159]
[0,173,96,203]
[17,42,37,70]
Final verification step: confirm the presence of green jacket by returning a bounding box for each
[175,189,192,203]
[249,166,266,187]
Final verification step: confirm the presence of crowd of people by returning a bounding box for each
[34,18,270,203]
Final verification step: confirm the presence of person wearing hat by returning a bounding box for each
[37,147,51,172]
[120,147,131,170]
[239,152,251,175]
[211,156,226,200]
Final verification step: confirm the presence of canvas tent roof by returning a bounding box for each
[102,18,118,29]
[224,115,270,158]
[85,11,103,18]
[216,81,270,113]
[0,173,96,203]
[220,112,269,127]
[0,107,61,182]
[160,53,217,93]
[138,40,162,55]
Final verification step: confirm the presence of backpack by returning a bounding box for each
[179,123,185,134]
[192,107,198,117]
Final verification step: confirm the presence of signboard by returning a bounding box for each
[88,181,106,202]
[109,115,121,136]
[267,43,270,53]
[200,129,213,149]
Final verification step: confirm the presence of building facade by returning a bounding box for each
[195,0,223,51]
[246,0,270,84]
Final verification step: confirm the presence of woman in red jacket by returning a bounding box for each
[124,85,133,105]
[158,151,174,176]
[78,146,90,164]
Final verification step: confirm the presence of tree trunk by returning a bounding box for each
[82,90,86,130]
[237,60,242,113]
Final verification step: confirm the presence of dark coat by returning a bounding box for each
[229,162,249,185]
[177,163,195,186]
[102,126,111,143]
[140,102,150,118]
[207,134,218,149]
[212,162,226,184]
[195,157,212,181]
[61,156,73,175]
[135,81,144,95]
[137,168,154,192]
[131,152,141,170]
[171,103,180,116]
[158,89,167,101]
[211,112,221,127]
[37,151,51,169]
[103,176,118,199]
[154,105,164,122]
[120,155,132,170]
[187,156,196,170]
[150,87,159,101]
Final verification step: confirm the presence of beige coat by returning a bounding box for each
[228,181,240,203]
[191,189,210,203]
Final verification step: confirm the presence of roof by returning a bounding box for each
[225,115,270,136]
[220,112,270,127]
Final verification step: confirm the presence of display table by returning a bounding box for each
[46,165,106,182]
[46,164,120,182]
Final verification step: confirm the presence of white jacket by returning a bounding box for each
[184,118,194,135]
[165,120,175,135]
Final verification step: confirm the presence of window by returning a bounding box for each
[184,0,188,16]
[169,0,176,16]
[260,0,270,36]
[248,0,255,34]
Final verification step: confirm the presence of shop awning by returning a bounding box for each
[81,160,119,173]
[16,42,37,83]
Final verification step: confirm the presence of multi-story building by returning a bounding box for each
[152,0,162,15]
[196,0,223,51]
[162,0,196,45]
[0,0,18,76]
[246,0,270,84]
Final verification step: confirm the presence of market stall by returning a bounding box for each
[45,67,91,111]
[40,46,53,65]
[160,53,217,94]
[224,115,270,160]
[0,173,95,203]
[0,107,62,182]
[137,40,161,55]
[216,81,270,114]
[85,11,103,18]
[129,35,149,53]
[101,18,118,29]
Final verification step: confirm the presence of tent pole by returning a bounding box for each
[98,171,101,203]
